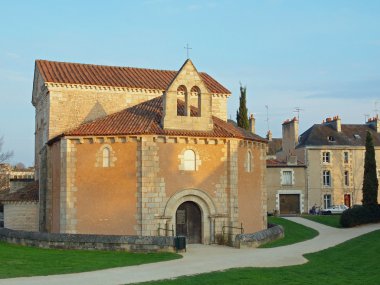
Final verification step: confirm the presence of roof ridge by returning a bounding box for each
[36,59,213,76]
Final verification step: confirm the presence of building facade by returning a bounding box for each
[266,159,306,215]
[32,59,267,243]
[296,116,380,210]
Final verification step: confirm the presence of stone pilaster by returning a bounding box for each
[260,144,268,229]
[227,140,239,231]
[138,137,166,236]
[60,139,78,233]
[38,145,48,232]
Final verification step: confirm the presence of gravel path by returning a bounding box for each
[2,217,379,285]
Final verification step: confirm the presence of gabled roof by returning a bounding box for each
[35,60,231,94]
[52,97,266,143]
[0,181,39,203]
[298,124,380,148]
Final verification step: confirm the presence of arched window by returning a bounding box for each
[102,147,110,167]
[190,86,201,117]
[177,85,188,116]
[184,149,196,171]
[247,151,252,172]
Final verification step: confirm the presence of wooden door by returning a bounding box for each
[176,201,202,243]
[279,194,300,214]
[344,194,351,208]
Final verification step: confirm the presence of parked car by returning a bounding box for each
[321,205,349,215]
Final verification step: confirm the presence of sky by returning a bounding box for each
[0,0,379,166]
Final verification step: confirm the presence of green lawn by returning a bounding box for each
[0,242,181,279]
[301,214,342,228]
[137,230,380,285]
[259,216,319,248]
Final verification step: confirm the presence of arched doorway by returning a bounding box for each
[176,201,202,243]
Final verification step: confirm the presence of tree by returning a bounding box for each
[14,162,26,170]
[362,131,379,206]
[236,85,249,130]
[0,137,13,163]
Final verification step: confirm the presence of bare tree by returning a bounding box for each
[0,137,13,163]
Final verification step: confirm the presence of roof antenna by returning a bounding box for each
[374,100,379,117]
[293,107,304,122]
[265,105,270,132]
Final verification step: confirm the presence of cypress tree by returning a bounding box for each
[362,131,379,206]
[236,85,249,130]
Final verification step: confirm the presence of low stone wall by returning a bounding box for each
[0,228,175,252]
[234,225,284,248]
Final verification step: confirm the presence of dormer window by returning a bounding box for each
[327,136,335,142]
[353,134,361,139]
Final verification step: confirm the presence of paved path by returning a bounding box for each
[2,218,380,285]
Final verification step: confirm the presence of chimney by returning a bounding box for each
[324,116,341,132]
[266,130,272,141]
[282,117,299,158]
[249,114,255,134]
[366,115,380,133]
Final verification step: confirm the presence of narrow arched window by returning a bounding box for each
[177,85,188,116]
[102,147,110,167]
[184,149,196,171]
[190,86,201,117]
[247,151,252,172]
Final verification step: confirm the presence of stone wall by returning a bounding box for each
[3,202,39,231]
[234,224,284,248]
[0,227,175,252]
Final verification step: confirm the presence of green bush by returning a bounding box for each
[340,205,380,228]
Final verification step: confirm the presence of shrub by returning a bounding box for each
[340,205,380,228]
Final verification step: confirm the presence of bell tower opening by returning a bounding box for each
[161,59,213,131]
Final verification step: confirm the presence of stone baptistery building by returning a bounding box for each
[32,59,267,244]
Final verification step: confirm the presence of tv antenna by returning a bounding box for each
[293,107,304,121]
[374,100,379,117]
[265,105,270,131]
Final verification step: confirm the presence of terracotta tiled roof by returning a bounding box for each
[55,97,266,143]
[0,181,39,203]
[36,60,231,94]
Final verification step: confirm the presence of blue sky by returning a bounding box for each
[0,0,379,166]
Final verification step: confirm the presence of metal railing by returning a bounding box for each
[157,224,174,237]
[222,223,244,237]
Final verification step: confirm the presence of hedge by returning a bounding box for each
[340,205,380,228]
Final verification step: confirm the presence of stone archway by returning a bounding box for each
[163,189,217,244]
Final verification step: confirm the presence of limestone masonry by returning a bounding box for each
[29,59,268,244]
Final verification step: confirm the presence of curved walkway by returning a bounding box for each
[2,218,380,285]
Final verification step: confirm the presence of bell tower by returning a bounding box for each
[162,59,213,131]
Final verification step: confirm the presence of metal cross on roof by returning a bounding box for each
[184,43,192,59]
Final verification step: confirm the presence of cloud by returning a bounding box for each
[300,79,380,100]
[187,4,201,11]
[0,68,29,83]
[5,52,21,59]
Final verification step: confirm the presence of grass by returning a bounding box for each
[259,216,318,248]
[137,230,380,285]
[301,214,342,228]
[0,242,181,279]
